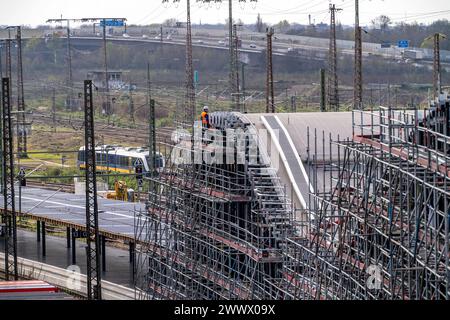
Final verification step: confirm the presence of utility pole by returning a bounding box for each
[84,80,102,300]
[434,33,441,98]
[191,1,257,110]
[327,4,342,111]
[147,62,152,105]
[228,0,234,108]
[102,20,111,122]
[431,33,447,99]
[2,77,18,280]
[266,27,275,113]
[5,29,12,81]
[291,95,297,113]
[0,42,3,79]
[148,99,157,199]
[129,84,135,124]
[320,68,326,112]
[66,21,74,111]
[185,0,196,126]
[354,0,363,110]
[0,43,3,195]
[241,62,246,113]
[52,87,56,133]
[15,26,27,158]
[162,1,197,126]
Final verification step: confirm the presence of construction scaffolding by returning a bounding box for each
[135,94,449,300]
[276,96,450,299]
[134,113,294,299]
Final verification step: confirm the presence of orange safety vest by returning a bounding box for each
[201,111,209,126]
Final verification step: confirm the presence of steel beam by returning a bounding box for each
[41,221,46,257]
[66,226,71,248]
[71,228,76,264]
[101,235,106,272]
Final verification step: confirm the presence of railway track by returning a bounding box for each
[31,112,174,143]
[25,181,75,193]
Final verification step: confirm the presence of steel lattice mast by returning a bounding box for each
[83,80,102,300]
[199,1,257,111]
[233,23,241,111]
[354,0,363,110]
[163,0,196,126]
[2,77,18,280]
[66,21,74,111]
[327,4,342,111]
[434,33,441,98]
[16,26,27,158]
[185,0,196,125]
[266,27,275,113]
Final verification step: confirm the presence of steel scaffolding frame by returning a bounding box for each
[135,114,293,300]
[277,104,450,300]
[136,102,449,300]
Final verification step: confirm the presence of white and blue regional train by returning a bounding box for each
[77,145,165,174]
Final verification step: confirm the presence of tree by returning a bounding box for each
[371,15,392,32]
[256,13,264,33]
[163,18,178,27]
[274,20,290,33]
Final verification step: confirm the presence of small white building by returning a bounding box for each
[87,70,127,91]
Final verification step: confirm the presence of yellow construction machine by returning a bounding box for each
[106,180,136,202]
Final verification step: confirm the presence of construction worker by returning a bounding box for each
[200,106,212,145]
[201,106,211,129]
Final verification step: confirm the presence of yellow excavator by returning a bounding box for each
[107,180,135,202]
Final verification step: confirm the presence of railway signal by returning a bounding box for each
[18,167,26,187]
[134,159,144,189]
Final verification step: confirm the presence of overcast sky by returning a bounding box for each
[0,0,449,27]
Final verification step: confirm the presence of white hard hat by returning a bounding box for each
[203,106,209,111]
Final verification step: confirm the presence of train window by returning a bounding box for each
[119,155,128,168]
[78,151,85,162]
[96,152,103,164]
[108,154,117,166]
